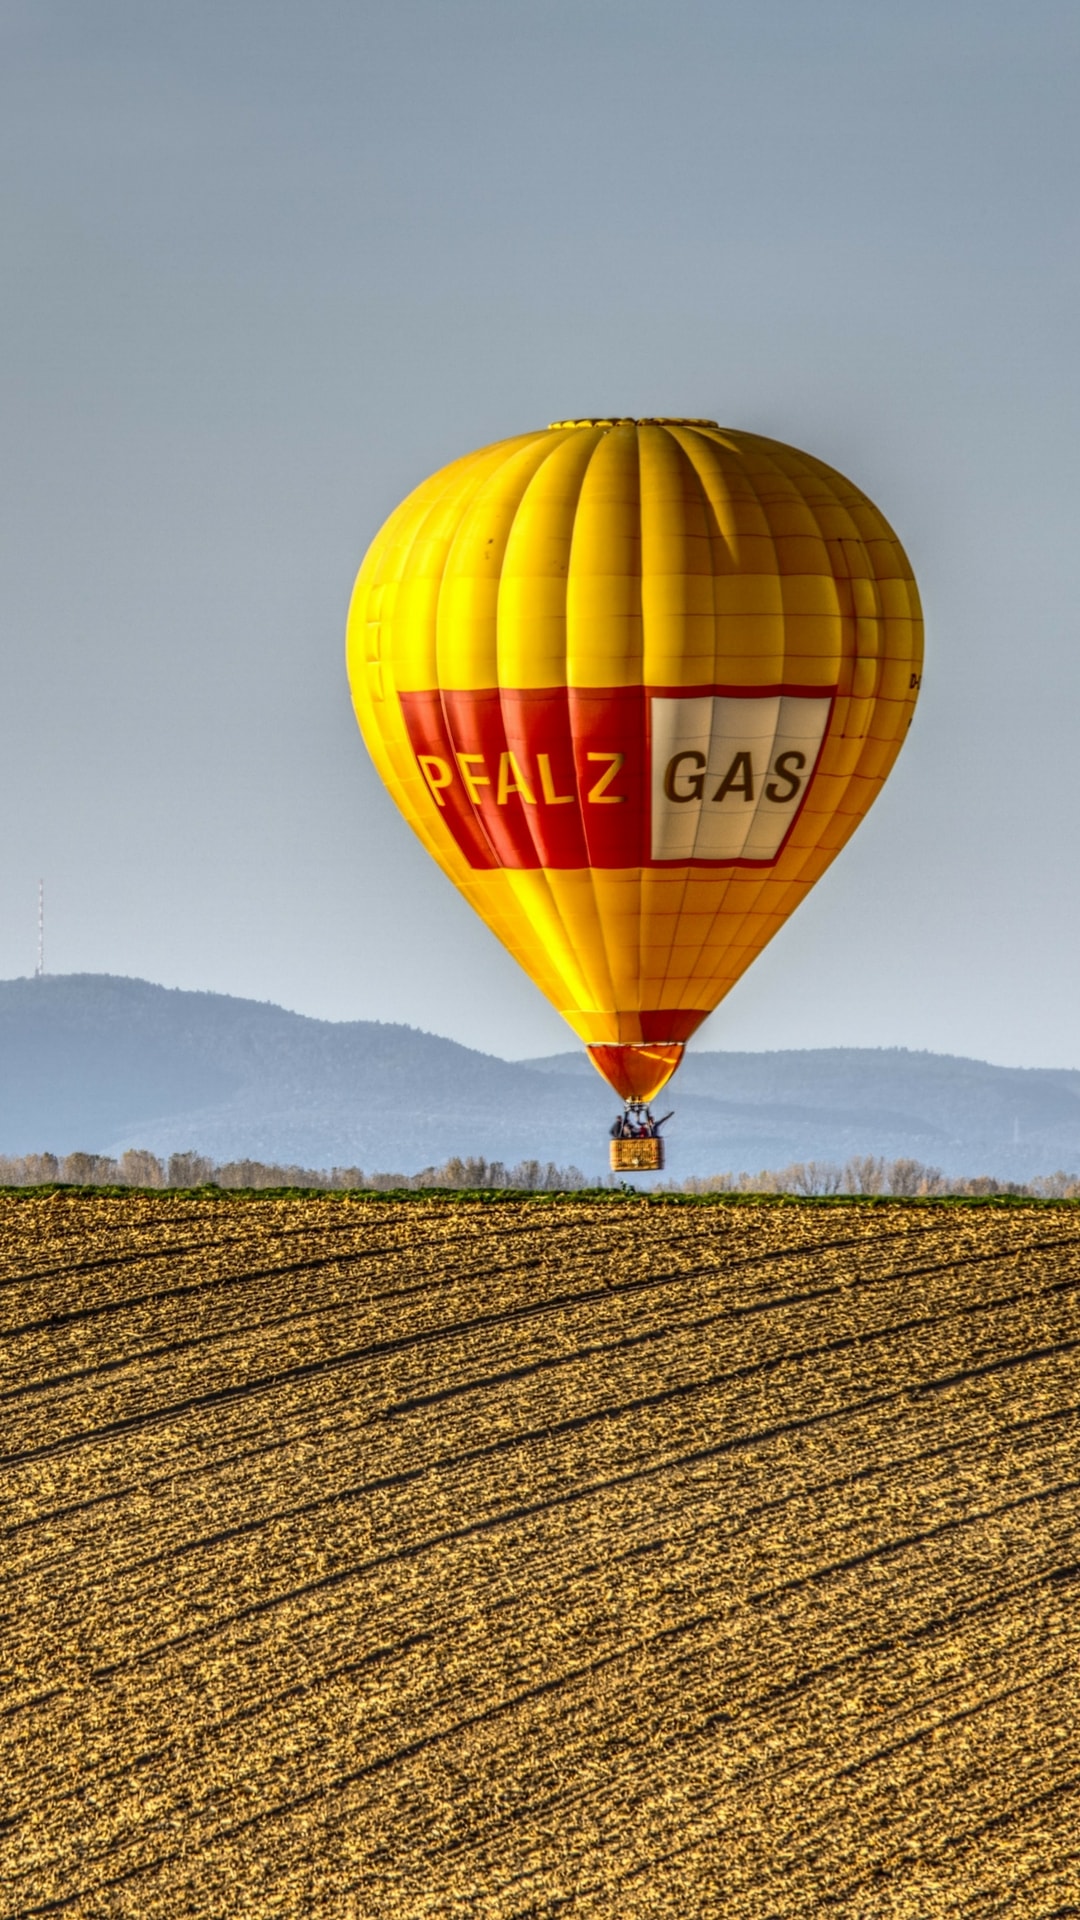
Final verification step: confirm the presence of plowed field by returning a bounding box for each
[3,1193,1080,1918]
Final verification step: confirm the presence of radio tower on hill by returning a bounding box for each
[35,879,44,979]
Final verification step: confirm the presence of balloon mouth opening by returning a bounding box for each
[587,1042,685,1104]
[547,417,719,430]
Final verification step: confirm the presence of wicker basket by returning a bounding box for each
[610,1136,665,1173]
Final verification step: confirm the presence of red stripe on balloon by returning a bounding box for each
[397,685,831,872]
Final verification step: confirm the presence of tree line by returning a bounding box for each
[0,1150,590,1191]
[669,1156,1080,1198]
[0,1149,1076,1196]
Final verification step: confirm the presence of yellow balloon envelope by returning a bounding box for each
[346,420,922,1102]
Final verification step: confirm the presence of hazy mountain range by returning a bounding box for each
[1,974,1079,1181]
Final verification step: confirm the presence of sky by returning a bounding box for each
[1,0,1078,1066]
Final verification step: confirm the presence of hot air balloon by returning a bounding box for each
[346,420,922,1171]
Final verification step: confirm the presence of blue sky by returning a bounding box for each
[2,0,1078,1064]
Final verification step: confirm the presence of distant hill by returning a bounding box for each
[0,975,591,1175]
[2,974,1079,1179]
[527,1046,1080,1180]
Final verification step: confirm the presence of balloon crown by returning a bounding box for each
[547,417,720,430]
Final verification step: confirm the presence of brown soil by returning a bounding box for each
[2,1194,1079,1917]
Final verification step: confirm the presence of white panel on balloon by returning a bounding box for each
[650,695,831,863]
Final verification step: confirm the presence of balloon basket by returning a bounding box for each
[610,1136,665,1173]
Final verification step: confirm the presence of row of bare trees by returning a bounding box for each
[672,1157,1080,1198]
[0,1148,1077,1196]
[0,1150,589,1191]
